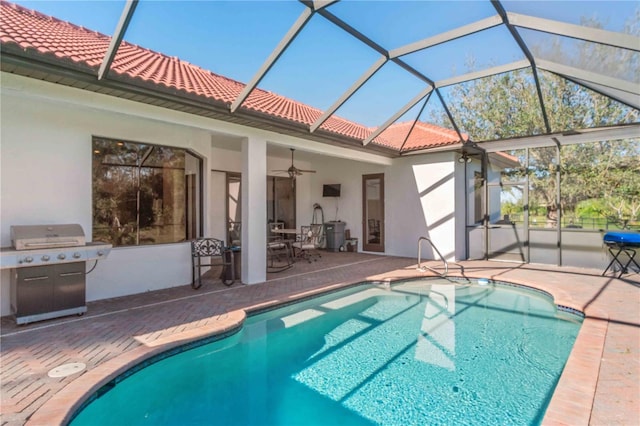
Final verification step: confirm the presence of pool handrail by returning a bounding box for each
[417,236,448,277]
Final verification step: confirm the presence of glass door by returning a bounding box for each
[267,176,296,231]
[362,173,384,252]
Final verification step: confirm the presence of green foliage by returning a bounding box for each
[501,201,522,216]
[575,198,607,218]
[430,11,640,223]
[562,140,640,220]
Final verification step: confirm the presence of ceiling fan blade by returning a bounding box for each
[297,169,316,173]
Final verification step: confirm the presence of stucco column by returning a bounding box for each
[241,136,267,284]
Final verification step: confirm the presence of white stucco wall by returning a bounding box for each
[0,73,393,316]
[0,80,213,314]
[209,171,227,241]
[385,153,459,261]
[309,152,462,262]
[310,156,383,245]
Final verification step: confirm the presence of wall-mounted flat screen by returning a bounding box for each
[323,184,341,197]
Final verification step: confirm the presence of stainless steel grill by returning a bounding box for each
[2,224,110,269]
[11,224,85,250]
[1,224,112,325]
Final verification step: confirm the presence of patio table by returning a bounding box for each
[275,228,299,236]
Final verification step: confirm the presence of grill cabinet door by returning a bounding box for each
[12,266,53,316]
[54,262,85,311]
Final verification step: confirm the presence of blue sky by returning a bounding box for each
[12,0,639,128]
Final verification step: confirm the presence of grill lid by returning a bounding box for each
[11,224,86,250]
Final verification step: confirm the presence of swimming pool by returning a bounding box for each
[71,278,582,425]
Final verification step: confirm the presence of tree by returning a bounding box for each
[430,11,640,225]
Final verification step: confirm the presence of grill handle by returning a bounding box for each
[23,276,49,282]
[23,240,81,248]
[59,272,84,277]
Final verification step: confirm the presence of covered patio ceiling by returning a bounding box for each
[1,0,638,155]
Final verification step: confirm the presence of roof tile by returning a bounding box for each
[375,121,468,151]
[0,0,464,152]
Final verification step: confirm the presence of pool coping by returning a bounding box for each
[26,271,607,426]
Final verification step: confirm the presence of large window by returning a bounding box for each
[92,136,202,247]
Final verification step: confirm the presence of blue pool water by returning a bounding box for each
[71,279,582,425]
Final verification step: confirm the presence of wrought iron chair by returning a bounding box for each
[191,238,234,289]
[267,237,293,272]
[267,222,293,272]
[292,224,322,263]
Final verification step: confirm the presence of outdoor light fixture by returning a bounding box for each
[458,155,472,163]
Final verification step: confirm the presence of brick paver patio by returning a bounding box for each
[1,252,638,425]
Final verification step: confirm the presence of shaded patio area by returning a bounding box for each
[1,253,639,425]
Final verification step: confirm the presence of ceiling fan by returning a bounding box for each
[272,148,316,180]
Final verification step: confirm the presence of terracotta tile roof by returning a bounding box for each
[0,2,108,67]
[0,1,464,153]
[375,121,468,150]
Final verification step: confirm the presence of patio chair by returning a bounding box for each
[191,237,234,289]
[292,224,322,263]
[267,236,294,272]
